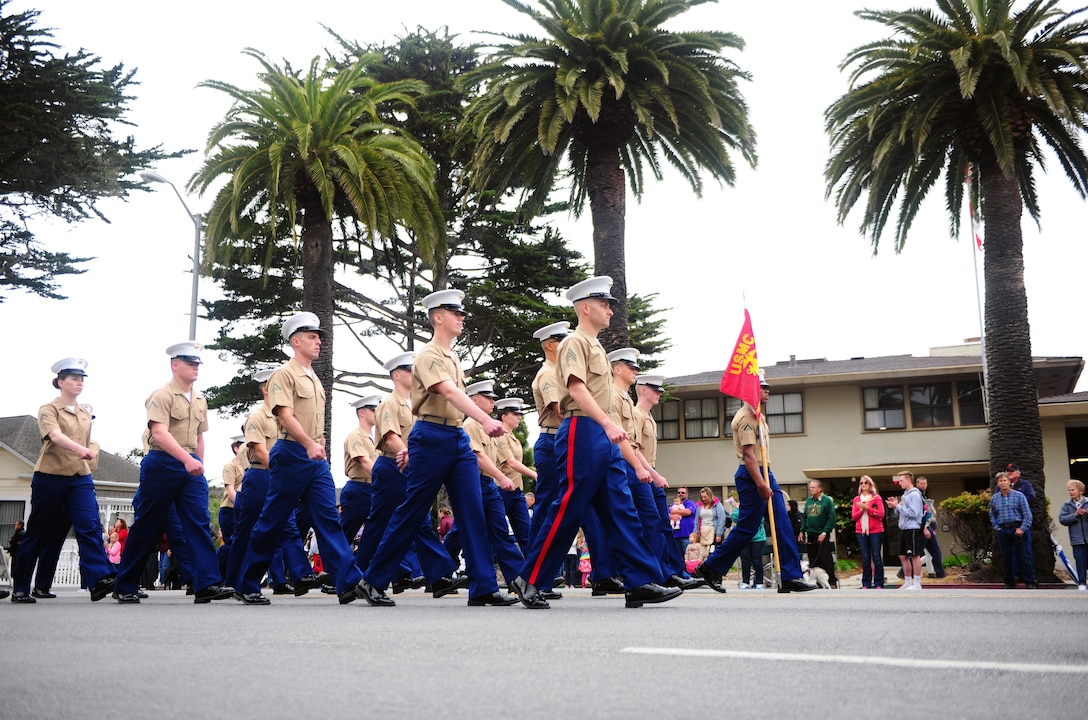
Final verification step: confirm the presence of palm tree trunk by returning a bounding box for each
[586,143,629,351]
[301,201,336,456]
[979,161,1054,580]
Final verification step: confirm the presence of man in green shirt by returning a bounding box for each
[800,480,838,588]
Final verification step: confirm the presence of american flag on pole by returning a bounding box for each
[720,309,762,418]
[970,199,983,251]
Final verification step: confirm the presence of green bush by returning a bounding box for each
[939,491,993,571]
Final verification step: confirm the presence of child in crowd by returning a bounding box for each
[684,531,705,573]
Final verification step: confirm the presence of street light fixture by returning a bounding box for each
[139,170,203,342]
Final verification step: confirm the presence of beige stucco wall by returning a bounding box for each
[657,385,990,486]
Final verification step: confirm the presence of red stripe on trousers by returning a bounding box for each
[528,416,578,585]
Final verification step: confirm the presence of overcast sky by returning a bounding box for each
[4,0,1086,484]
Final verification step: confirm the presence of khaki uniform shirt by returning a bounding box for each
[635,406,658,467]
[344,426,378,482]
[731,403,766,461]
[375,392,414,455]
[146,379,208,453]
[34,398,95,476]
[268,358,325,443]
[221,455,247,508]
[464,417,500,475]
[532,359,562,430]
[609,389,639,447]
[244,405,278,470]
[496,431,524,491]
[411,340,465,422]
[556,326,613,415]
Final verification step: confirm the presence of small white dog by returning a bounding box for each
[808,567,831,589]
[800,560,831,589]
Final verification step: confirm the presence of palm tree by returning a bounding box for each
[825,0,1088,579]
[190,49,444,442]
[461,0,756,348]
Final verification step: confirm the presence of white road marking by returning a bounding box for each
[621,648,1088,675]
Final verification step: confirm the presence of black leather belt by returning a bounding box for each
[420,415,461,427]
[540,427,559,435]
[999,522,1022,529]
[562,410,589,418]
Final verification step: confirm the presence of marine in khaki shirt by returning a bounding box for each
[634,374,667,477]
[494,400,537,491]
[532,358,563,431]
[244,403,278,469]
[35,398,97,476]
[375,391,414,457]
[464,381,512,489]
[221,444,247,508]
[268,357,326,445]
[635,378,665,491]
[344,421,378,482]
[146,378,209,455]
[556,326,614,417]
[412,340,467,422]
[607,349,655,484]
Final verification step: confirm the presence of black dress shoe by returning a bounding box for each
[194,585,237,603]
[0,590,9,600]
[31,588,57,599]
[89,575,116,602]
[694,564,726,593]
[271,583,295,595]
[293,573,326,596]
[392,575,426,594]
[509,576,550,609]
[10,591,35,604]
[780,577,819,593]
[321,584,337,594]
[467,591,520,606]
[112,591,140,604]
[185,586,194,595]
[239,592,270,605]
[137,590,149,599]
[431,574,469,599]
[625,583,683,608]
[553,575,566,589]
[664,575,703,591]
[350,578,395,606]
[590,576,626,596]
[540,590,563,600]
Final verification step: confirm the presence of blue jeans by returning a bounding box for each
[997,527,1035,585]
[857,532,884,588]
[1072,544,1087,585]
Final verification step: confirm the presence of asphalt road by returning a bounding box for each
[1,585,1083,719]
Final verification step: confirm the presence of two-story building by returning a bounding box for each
[1,415,139,584]
[652,342,1086,559]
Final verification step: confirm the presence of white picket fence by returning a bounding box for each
[4,498,135,588]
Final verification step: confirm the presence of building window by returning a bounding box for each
[653,400,680,441]
[767,392,804,434]
[864,386,906,430]
[722,397,744,436]
[958,379,986,425]
[910,383,954,428]
[865,379,987,430]
[684,398,719,439]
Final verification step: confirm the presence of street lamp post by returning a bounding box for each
[139,171,202,342]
